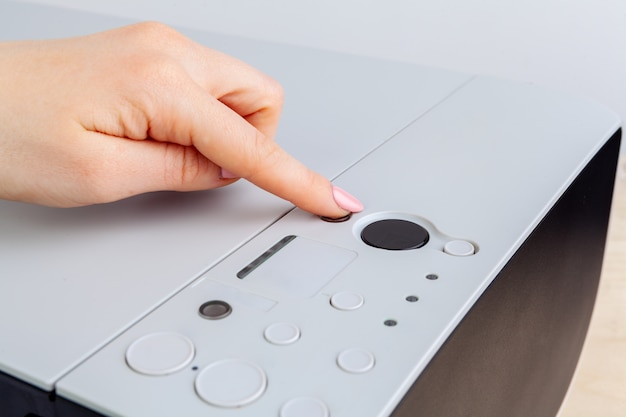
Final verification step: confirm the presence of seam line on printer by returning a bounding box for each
[328,75,478,183]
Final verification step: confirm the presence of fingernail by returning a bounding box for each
[220,168,238,179]
[332,186,364,213]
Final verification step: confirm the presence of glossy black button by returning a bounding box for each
[360,219,429,250]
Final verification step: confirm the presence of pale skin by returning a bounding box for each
[0,22,362,217]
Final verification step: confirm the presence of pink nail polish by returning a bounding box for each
[220,168,238,179]
[332,186,364,213]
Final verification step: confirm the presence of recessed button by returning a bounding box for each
[125,332,195,376]
[264,322,301,345]
[361,219,429,250]
[280,397,330,417]
[330,292,364,311]
[198,300,232,320]
[337,348,375,374]
[443,240,475,256]
[320,212,352,223]
[195,359,267,408]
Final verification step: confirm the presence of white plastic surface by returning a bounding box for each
[337,348,376,374]
[0,2,621,417]
[264,323,301,346]
[194,359,267,407]
[280,397,330,417]
[242,236,358,298]
[330,292,365,311]
[125,332,195,376]
[443,240,476,257]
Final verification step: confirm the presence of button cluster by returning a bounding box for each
[125,290,373,414]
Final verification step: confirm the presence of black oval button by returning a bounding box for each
[360,219,429,250]
[199,300,232,320]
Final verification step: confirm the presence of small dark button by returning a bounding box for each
[199,300,232,320]
[360,219,429,250]
[320,213,352,223]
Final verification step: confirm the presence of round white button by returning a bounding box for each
[443,240,476,256]
[337,348,375,374]
[280,397,330,417]
[330,292,364,311]
[264,322,301,345]
[125,332,195,376]
[195,359,267,408]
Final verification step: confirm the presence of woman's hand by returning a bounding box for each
[0,22,362,217]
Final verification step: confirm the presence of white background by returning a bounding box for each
[18,0,626,151]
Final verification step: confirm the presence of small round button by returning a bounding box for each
[361,219,429,250]
[264,323,301,345]
[443,240,476,256]
[337,348,375,374]
[195,359,267,408]
[330,292,364,311]
[320,212,352,223]
[125,332,195,376]
[280,397,330,417]
[199,300,232,320]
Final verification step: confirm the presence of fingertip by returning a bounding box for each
[219,167,239,179]
[331,186,364,213]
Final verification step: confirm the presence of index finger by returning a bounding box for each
[164,82,361,217]
[201,91,362,217]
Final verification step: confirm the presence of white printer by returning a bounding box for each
[0,1,621,416]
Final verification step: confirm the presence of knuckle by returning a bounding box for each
[121,21,183,46]
[260,76,284,110]
[163,143,209,189]
[125,50,180,87]
[114,22,188,89]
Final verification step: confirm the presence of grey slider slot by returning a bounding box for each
[237,235,297,279]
